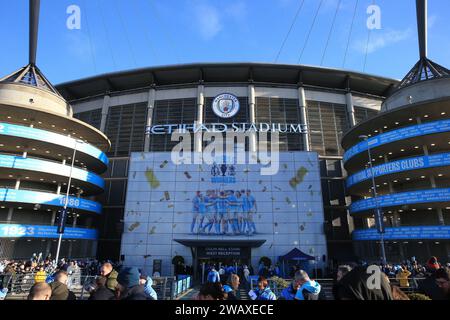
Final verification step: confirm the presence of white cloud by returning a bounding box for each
[428,15,438,29]
[191,1,248,41]
[353,28,413,54]
[194,3,223,40]
[225,1,247,21]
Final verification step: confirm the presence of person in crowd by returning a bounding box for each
[435,267,450,300]
[223,274,240,300]
[195,282,225,300]
[49,271,77,300]
[418,264,448,300]
[294,270,324,301]
[34,267,47,284]
[383,275,410,300]
[207,265,221,283]
[396,265,412,288]
[140,274,158,300]
[335,265,393,300]
[88,276,115,300]
[116,267,150,300]
[28,282,52,300]
[243,265,250,286]
[250,276,276,301]
[332,265,352,300]
[280,272,302,300]
[100,262,118,291]
[426,256,441,272]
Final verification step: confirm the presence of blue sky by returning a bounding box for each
[0,0,449,84]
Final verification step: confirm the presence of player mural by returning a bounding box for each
[190,189,257,236]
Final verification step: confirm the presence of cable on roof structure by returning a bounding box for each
[274,0,306,63]
[297,0,324,64]
[320,0,342,66]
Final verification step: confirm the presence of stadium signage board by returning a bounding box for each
[146,123,308,135]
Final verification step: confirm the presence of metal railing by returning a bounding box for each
[0,272,193,300]
[249,277,426,300]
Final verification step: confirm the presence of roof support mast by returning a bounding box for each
[29,0,40,66]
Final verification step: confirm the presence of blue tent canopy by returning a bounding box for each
[279,248,315,261]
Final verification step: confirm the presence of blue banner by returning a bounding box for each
[347,153,450,188]
[0,189,102,214]
[0,155,104,189]
[0,122,108,166]
[344,119,450,162]
[350,188,450,213]
[353,226,450,241]
[0,224,98,240]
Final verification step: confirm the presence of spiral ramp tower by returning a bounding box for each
[0,0,110,259]
[342,0,450,262]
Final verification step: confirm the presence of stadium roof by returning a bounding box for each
[55,62,399,101]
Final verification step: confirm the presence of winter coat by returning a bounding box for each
[88,286,116,300]
[34,271,47,283]
[396,270,412,287]
[295,280,322,300]
[106,269,119,291]
[144,277,158,300]
[280,284,297,300]
[254,287,277,301]
[120,285,152,300]
[50,282,77,300]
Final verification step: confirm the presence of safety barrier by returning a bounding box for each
[0,272,192,300]
[249,277,425,300]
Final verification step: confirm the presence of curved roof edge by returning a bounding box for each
[55,62,399,101]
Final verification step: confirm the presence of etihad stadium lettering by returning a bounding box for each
[146,123,307,135]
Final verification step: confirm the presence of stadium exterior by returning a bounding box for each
[0,64,110,259]
[342,59,450,264]
[55,63,400,276]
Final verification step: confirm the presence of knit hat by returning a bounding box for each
[117,267,140,288]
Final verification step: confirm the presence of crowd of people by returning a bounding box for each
[18,262,157,301]
[0,254,158,300]
[1,255,450,301]
[199,256,450,301]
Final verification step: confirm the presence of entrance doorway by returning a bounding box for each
[198,258,250,284]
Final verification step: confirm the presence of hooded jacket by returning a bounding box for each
[280,284,297,300]
[254,287,277,301]
[336,266,393,300]
[144,277,158,300]
[120,285,150,300]
[106,269,119,291]
[89,286,116,300]
[295,280,321,300]
[50,281,77,300]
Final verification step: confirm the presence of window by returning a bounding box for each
[74,109,102,130]
[306,101,349,156]
[149,98,197,152]
[355,107,379,124]
[105,103,148,157]
[255,98,304,151]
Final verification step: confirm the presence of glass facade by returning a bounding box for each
[73,108,102,130]
[306,101,349,156]
[105,103,148,157]
[73,90,381,262]
[149,98,197,152]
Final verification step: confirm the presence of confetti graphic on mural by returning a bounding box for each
[145,168,160,189]
[149,226,156,234]
[128,222,140,232]
[164,191,170,201]
[159,160,168,168]
[289,167,308,190]
[184,171,192,179]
